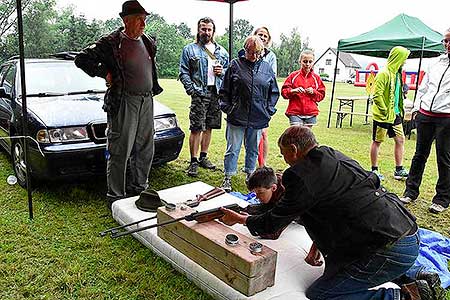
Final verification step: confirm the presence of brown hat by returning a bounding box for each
[135,188,164,212]
[119,0,149,18]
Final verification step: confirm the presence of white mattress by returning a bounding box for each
[112,181,398,299]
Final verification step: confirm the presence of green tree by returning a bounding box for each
[216,18,254,58]
[176,22,192,40]
[273,27,302,77]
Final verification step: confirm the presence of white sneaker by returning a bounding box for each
[399,196,415,204]
[429,203,447,214]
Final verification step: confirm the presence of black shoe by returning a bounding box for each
[417,272,446,300]
[401,280,433,300]
[199,157,216,169]
[187,162,199,177]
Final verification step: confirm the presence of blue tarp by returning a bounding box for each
[417,228,450,288]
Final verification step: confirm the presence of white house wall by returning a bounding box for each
[314,50,358,82]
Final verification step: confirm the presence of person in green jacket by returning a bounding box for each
[370,46,410,181]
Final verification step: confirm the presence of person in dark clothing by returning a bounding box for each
[220,126,439,300]
[75,0,163,206]
[219,35,279,192]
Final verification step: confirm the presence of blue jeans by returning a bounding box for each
[223,123,262,176]
[306,232,420,300]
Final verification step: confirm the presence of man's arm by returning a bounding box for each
[267,70,280,116]
[218,60,234,113]
[372,73,389,112]
[179,46,201,96]
[74,37,110,79]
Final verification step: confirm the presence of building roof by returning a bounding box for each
[316,47,361,69]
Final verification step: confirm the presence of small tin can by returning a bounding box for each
[249,242,263,254]
[225,233,239,246]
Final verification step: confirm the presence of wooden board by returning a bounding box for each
[157,205,277,296]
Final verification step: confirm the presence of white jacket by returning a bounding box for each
[413,54,450,114]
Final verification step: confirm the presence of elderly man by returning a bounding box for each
[220,126,444,300]
[75,0,163,207]
[179,17,229,177]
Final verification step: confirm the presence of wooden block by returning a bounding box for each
[157,205,277,296]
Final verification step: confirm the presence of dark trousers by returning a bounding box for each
[404,112,450,207]
[106,94,154,200]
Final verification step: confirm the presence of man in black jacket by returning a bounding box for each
[220,126,437,300]
[75,1,163,206]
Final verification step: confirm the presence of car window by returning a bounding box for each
[23,61,106,95]
[2,65,15,95]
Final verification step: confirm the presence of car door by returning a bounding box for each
[0,64,16,151]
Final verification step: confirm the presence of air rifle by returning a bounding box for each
[99,187,225,237]
[110,203,241,238]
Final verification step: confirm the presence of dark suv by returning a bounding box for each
[0,55,184,186]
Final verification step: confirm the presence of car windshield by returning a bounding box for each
[23,61,106,96]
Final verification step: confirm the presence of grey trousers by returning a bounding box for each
[106,94,154,199]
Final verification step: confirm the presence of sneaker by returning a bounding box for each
[399,196,416,204]
[221,177,232,193]
[394,168,409,180]
[187,162,199,177]
[199,157,216,169]
[417,272,446,300]
[372,170,385,181]
[429,203,447,214]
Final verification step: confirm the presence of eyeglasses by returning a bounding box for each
[442,38,450,44]
[245,50,262,57]
[302,60,314,64]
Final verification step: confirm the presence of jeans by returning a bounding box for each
[223,123,262,176]
[404,113,450,207]
[306,232,420,300]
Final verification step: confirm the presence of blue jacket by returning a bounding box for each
[179,42,229,96]
[219,55,280,129]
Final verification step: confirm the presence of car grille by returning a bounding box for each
[88,122,107,143]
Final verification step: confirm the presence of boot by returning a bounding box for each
[401,280,433,300]
[417,272,446,300]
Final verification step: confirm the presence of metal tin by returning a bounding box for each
[164,203,176,211]
[249,242,263,253]
[225,233,239,246]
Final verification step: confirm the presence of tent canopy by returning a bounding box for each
[338,14,444,58]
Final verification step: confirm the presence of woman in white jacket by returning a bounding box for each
[400,28,450,214]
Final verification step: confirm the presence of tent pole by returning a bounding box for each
[413,37,425,103]
[327,49,340,128]
[16,0,33,219]
[228,2,233,59]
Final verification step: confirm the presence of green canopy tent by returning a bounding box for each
[327,13,444,128]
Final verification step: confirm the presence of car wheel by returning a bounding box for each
[12,140,28,187]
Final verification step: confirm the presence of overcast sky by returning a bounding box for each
[56,0,448,68]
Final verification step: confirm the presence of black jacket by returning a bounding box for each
[74,28,163,116]
[246,146,416,276]
[219,55,279,129]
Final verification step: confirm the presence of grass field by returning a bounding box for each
[0,78,448,299]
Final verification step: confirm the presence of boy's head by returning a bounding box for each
[247,167,278,204]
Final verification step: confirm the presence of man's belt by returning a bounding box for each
[124,90,152,97]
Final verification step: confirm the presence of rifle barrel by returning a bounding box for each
[111,215,187,238]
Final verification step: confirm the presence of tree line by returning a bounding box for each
[0,0,310,77]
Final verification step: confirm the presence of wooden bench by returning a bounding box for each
[332,110,371,128]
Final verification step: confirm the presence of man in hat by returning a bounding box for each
[179,17,229,177]
[75,0,163,207]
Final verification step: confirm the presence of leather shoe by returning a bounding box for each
[417,271,446,300]
[401,280,433,300]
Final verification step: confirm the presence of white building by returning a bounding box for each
[314,48,361,82]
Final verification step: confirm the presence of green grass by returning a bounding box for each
[0,79,447,299]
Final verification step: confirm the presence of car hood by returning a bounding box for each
[26,94,174,127]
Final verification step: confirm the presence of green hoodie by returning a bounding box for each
[372,46,410,123]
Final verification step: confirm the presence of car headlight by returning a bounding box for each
[37,127,88,143]
[154,116,177,132]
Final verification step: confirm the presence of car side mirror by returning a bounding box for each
[0,87,11,99]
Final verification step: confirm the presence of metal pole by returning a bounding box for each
[413,37,425,103]
[16,0,33,219]
[327,49,340,128]
[228,2,233,59]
